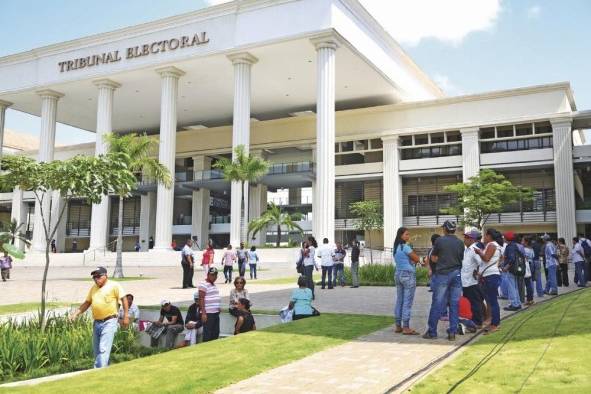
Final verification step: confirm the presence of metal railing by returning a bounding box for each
[82,239,118,266]
[267,161,314,175]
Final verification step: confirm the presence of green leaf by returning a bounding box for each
[2,243,25,259]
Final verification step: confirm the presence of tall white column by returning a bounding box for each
[461,127,480,182]
[552,118,576,242]
[139,192,156,252]
[153,66,184,250]
[10,187,27,251]
[192,156,211,249]
[0,99,13,160]
[31,89,63,252]
[88,79,120,251]
[227,52,257,246]
[311,34,338,243]
[383,136,402,249]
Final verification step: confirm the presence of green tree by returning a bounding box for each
[0,219,30,258]
[441,169,534,230]
[105,133,173,278]
[213,145,270,242]
[248,202,303,247]
[0,154,136,330]
[349,200,383,264]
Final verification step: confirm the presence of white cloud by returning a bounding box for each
[360,0,502,46]
[433,74,465,96]
[527,5,541,18]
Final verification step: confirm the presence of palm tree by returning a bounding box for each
[213,145,270,243]
[248,202,303,247]
[0,219,29,258]
[105,133,173,278]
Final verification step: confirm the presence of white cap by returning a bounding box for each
[160,299,170,306]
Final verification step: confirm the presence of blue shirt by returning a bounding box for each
[291,288,313,315]
[545,242,558,267]
[394,243,414,272]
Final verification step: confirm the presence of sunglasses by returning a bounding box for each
[92,275,104,280]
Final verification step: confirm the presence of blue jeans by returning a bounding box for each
[575,261,587,287]
[333,263,345,287]
[482,274,501,326]
[427,270,462,336]
[249,263,257,279]
[499,271,509,298]
[321,266,333,288]
[394,270,416,328]
[533,260,544,296]
[506,272,521,307]
[545,265,558,294]
[93,318,118,368]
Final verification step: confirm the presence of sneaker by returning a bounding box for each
[448,333,456,341]
[503,305,522,311]
[457,324,465,335]
[422,332,437,340]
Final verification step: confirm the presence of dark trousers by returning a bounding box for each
[462,285,483,326]
[517,275,525,303]
[238,258,246,277]
[181,262,194,288]
[524,277,534,302]
[223,265,233,282]
[303,265,315,299]
[203,312,220,342]
[557,263,569,287]
[249,264,257,279]
[321,266,333,289]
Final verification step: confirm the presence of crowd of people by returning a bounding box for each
[393,220,591,340]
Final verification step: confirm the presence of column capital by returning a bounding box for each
[381,135,399,144]
[550,117,572,128]
[0,99,13,109]
[93,78,121,90]
[155,66,185,78]
[460,126,480,134]
[310,32,341,51]
[227,52,258,65]
[35,89,64,100]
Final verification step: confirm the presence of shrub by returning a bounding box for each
[340,264,429,286]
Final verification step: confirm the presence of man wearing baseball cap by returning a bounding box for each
[70,266,129,368]
[461,230,484,328]
[198,267,221,341]
[501,231,523,311]
[423,220,464,341]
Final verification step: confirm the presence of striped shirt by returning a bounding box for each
[199,281,221,313]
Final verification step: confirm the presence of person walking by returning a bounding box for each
[199,267,221,342]
[318,238,335,289]
[461,230,484,329]
[304,236,320,299]
[221,244,237,284]
[393,227,422,335]
[236,242,247,278]
[557,237,570,287]
[572,237,587,287]
[247,246,259,280]
[474,229,503,334]
[70,267,129,368]
[350,239,360,288]
[181,239,195,289]
[423,220,464,341]
[501,231,523,311]
[0,251,13,281]
[543,234,559,295]
[333,241,346,287]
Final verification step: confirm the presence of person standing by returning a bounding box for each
[393,227,422,335]
[247,246,259,280]
[501,231,522,311]
[572,237,587,287]
[317,238,335,289]
[181,239,195,289]
[522,237,535,306]
[333,242,346,287]
[149,236,154,249]
[199,267,221,341]
[543,234,558,295]
[531,236,545,297]
[221,244,237,284]
[51,239,57,253]
[201,241,215,276]
[70,267,128,368]
[461,230,484,329]
[236,242,247,278]
[0,251,13,281]
[474,229,503,334]
[350,239,360,288]
[423,220,464,341]
[304,236,320,299]
[557,237,570,287]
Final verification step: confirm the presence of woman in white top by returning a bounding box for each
[522,236,535,306]
[246,246,259,280]
[475,228,503,333]
[303,237,320,300]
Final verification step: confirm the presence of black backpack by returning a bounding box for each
[581,240,591,260]
[512,249,527,277]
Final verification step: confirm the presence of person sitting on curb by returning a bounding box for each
[289,276,320,320]
[229,277,249,317]
[151,300,184,349]
[184,292,203,346]
[234,298,256,335]
[118,293,140,328]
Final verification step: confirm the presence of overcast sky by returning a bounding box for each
[1,0,589,145]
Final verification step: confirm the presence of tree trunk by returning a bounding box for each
[368,230,373,264]
[114,196,124,278]
[40,243,50,331]
[240,181,249,244]
[276,224,281,248]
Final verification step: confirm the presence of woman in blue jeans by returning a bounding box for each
[475,228,503,334]
[393,227,422,335]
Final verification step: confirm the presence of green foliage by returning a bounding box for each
[0,314,157,383]
[213,145,270,185]
[349,200,383,263]
[342,264,429,286]
[248,202,303,247]
[441,169,534,230]
[0,219,29,259]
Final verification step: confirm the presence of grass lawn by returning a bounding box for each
[68,276,154,282]
[0,302,72,316]
[5,313,391,393]
[412,288,591,393]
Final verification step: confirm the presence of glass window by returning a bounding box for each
[370,138,383,149]
[448,145,462,156]
[335,143,340,153]
[446,130,462,142]
[535,122,552,134]
[414,134,428,145]
[400,136,413,146]
[335,153,364,165]
[365,151,383,163]
[430,132,445,144]
[497,125,514,138]
[515,123,533,136]
[480,128,495,139]
[341,141,354,152]
[431,146,441,157]
[354,140,368,151]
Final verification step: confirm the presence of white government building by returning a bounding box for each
[0,0,590,253]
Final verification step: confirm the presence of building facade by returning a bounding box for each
[0,0,590,252]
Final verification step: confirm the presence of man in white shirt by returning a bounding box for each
[181,239,195,289]
[573,236,588,287]
[461,230,484,328]
[118,294,140,328]
[317,238,335,289]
